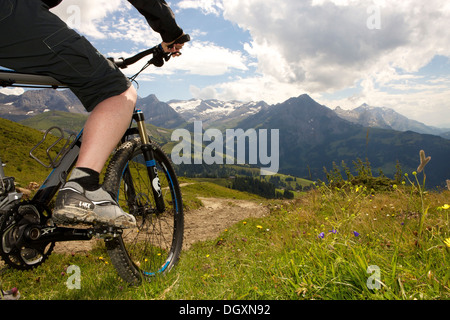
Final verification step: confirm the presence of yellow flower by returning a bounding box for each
[243,221,247,225]
[256,225,263,229]
[442,204,450,210]
[444,238,450,248]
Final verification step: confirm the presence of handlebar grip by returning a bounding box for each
[167,34,191,48]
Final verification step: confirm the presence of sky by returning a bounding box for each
[2,0,450,128]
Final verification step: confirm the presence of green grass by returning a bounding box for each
[1,179,448,300]
[0,117,67,188]
[1,118,448,300]
[19,110,88,135]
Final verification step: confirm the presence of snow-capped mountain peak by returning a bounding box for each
[167,99,269,125]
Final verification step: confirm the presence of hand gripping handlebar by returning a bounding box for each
[109,34,191,69]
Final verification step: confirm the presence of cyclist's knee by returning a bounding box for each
[123,85,137,108]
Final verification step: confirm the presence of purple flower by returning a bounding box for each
[353,231,360,237]
[329,229,337,234]
[318,232,325,239]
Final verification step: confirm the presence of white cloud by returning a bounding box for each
[175,0,223,16]
[50,0,124,39]
[221,0,421,91]
[105,17,161,46]
[169,41,248,76]
[190,75,303,104]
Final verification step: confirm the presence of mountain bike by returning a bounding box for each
[0,34,190,285]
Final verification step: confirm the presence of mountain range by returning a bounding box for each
[236,94,450,187]
[2,89,450,187]
[334,104,450,138]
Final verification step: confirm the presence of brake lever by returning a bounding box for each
[149,46,179,67]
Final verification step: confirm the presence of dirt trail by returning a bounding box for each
[20,197,269,255]
[183,197,269,249]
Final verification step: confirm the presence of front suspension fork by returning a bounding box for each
[133,111,165,213]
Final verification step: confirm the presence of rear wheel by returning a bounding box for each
[103,138,184,285]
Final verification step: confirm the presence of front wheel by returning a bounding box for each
[103,138,184,285]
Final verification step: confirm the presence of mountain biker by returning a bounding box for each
[0,0,186,228]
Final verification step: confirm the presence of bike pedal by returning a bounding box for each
[90,226,122,240]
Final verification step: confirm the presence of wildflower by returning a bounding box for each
[329,229,337,234]
[10,287,19,297]
[318,232,325,239]
[417,150,431,173]
[353,231,360,237]
[392,184,397,190]
[243,221,247,225]
[256,225,263,229]
[442,204,450,210]
[98,256,104,260]
[444,238,450,248]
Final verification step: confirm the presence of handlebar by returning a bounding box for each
[108,34,190,69]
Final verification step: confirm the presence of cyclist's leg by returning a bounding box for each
[76,86,137,173]
[0,1,137,227]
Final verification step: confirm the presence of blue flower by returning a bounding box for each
[318,232,325,239]
[353,231,360,237]
[329,229,337,234]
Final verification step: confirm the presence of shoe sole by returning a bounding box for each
[53,206,136,229]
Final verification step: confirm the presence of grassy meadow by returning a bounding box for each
[1,174,448,300]
[0,117,448,300]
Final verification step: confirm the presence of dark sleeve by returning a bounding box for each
[41,0,63,8]
[127,0,183,43]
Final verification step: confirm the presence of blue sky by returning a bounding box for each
[3,0,450,128]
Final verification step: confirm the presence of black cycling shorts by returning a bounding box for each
[0,0,131,112]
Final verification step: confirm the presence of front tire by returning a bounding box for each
[103,138,184,285]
